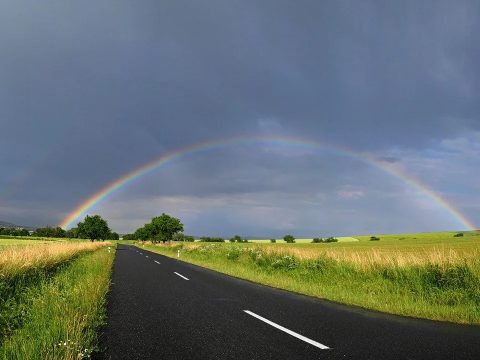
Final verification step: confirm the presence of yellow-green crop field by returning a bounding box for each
[141,230,480,324]
[0,239,114,359]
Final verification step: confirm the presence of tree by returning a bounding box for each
[283,234,295,243]
[147,213,184,243]
[33,226,66,238]
[77,215,112,242]
[172,232,185,241]
[230,235,242,243]
[270,238,276,243]
[108,232,120,240]
[134,225,151,241]
[65,227,83,238]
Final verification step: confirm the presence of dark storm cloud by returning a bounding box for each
[1,1,478,231]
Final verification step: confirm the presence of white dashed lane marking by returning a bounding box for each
[243,310,330,350]
[174,272,189,281]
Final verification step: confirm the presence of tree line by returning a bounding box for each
[1,215,119,241]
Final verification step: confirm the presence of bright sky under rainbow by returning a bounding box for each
[59,135,476,231]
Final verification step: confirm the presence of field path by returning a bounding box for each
[98,245,480,359]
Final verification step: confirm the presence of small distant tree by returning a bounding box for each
[34,226,66,238]
[283,234,295,243]
[453,233,464,237]
[325,237,338,243]
[270,238,276,243]
[370,236,380,241]
[77,215,112,242]
[312,237,323,243]
[229,235,241,243]
[65,227,79,238]
[184,235,195,242]
[108,232,120,240]
[172,232,186,242]
[200,236,224,242]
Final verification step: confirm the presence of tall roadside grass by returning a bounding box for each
[141,242,480,324]
[1,245,114,359]
[0,242,107,279]
[0,242,111,356]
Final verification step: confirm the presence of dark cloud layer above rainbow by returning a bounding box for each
[1,1,478,235]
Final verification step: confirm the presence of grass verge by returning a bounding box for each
[0,244,114,359]
[139,242,480,325]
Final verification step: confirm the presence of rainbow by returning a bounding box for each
[59,134,476,230]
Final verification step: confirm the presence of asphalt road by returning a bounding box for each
[98,245,480,359]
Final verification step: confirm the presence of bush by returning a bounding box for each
[270,238,276,243]
[271,255,298,270]
[200,236,224,242]
[226,247,242,260]
[312,237,323,243]
[184,235,195,242]
[370,236,381,241]
[453,233,464,237]
[324,237,338,243]
[283,234,295,243]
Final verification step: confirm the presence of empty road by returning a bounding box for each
[98,245,480,359]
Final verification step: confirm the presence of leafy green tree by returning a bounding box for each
[172,232,185,241]
[108,232,120,240]
[283,234,295,243]
[77,215,112,242]
[134,225,151,241]
[184,235,195,242]
[230,235,242,243]
[65,227,79,238]
[33,226,66,238]
[149,214,184,243]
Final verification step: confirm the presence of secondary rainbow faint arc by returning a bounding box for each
[59,134,476,230]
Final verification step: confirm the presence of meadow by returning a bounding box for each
[0,239,114,359]
[139,231,480,324]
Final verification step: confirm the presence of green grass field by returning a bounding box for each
[139,230,480,324]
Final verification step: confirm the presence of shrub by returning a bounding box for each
[230,235,241,243]
[324,237,338,243]
[370,236,381,241]
[270,238,276,243]
[283,234,295,243]
[226,247,242,260]
[312,237,323,243]
[200,236,224,242]
[271,255,298,270]
[184,235,195,242]
[453,233,464,237]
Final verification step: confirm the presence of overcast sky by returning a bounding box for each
[1,1,479,236]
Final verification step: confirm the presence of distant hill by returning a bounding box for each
[0,220,36,230]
